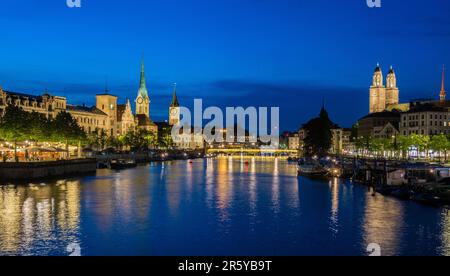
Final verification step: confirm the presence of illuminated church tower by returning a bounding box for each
[169,84,180,126]
[385,66,399,106]
[135,60,150,117]
[369,63,386,113]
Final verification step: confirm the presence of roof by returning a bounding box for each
[359,111,401,121]
[170,85,180,107]
[3,91,44,101]
[117,104,126,121]
[137,60,149,100]
[96,93,117,98]
[67,105,108,116]
[374,64,381,73]
[136,114,156,127]
[407,103,447,113]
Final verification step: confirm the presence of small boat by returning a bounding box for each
[298,158,328,176]
[110,159,137,170]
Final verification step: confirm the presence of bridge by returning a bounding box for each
[206,148,299,156]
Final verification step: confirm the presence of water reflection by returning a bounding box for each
[0,158,449,256]
[362,193,404,256]
[0,181,81,255]
[329,178,339,235]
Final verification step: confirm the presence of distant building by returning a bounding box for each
[66,104,109,134]
[0,88,67,119]
[117,99,136,136]
[331,128,352,154]
[357,111,401,139]
[96,94,118,137]
[400,103,450,136]
[288,132,300,150]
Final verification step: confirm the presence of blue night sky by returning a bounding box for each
[0,0,449,131]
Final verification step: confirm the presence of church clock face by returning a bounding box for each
[137,97,144,104]
[171,108,178,116]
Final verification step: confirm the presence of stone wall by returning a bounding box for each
[0,159,97,182]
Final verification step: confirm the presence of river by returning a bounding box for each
[0,157,449,256]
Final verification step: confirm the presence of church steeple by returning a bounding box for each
[440,65,446,102]
[169,83,181,126]
[138,59,149,99]
[135,59,150,117]
[170,83,180,107]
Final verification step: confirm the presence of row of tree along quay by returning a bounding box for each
[0,106,203,164]
[300,107,450,207]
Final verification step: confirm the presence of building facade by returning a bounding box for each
[96,94,118,137]
[0,87,67,119]
[288,133,300,150]
[357,111,401,139]
[331,128,352,154]
[0,60,163,140]
[399,104,450,136]
[67,105,109,134]
[370,64,400,114]
[117,99,136,136]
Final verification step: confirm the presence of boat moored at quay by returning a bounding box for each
[298,156,450,207]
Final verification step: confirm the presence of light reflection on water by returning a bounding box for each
[0,157,449,256]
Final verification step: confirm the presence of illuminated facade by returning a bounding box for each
[169,84,180,126]
[369,64,400,114]
[117,99,136,136]
[400,104,450,136]
[0,60,164,137]
[135,60,158,133]
[0,87,67,119]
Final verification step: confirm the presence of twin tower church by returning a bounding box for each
[369,63,447,114]
[369,64,401,113]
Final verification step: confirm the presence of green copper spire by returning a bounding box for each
[138,59,149,99]
[170,83,180,107]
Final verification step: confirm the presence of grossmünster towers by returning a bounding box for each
[369,63,400,114]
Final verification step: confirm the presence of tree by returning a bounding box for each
[158,125,173,149]
[397,135,413,159]
[410,134,430,159]
[87,128,108,151]
[28,111,50,142]
[145,130,158,149]
[0,106,29,160]
[51,111,85,157]
[430,134,449,162]
[303,105,336,157]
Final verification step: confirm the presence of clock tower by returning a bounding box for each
[135,60,150,118]
[169,84,180,126]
